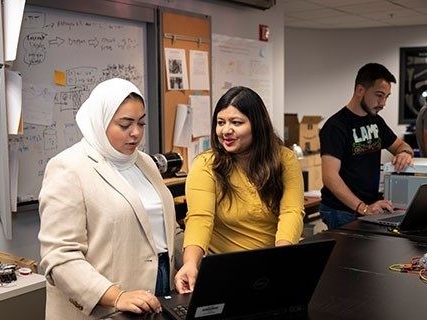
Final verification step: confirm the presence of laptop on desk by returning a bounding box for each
[358,184,427,234]
[159,239,336,320]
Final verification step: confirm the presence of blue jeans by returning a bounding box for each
[155,252,170,296]
[319,203,356,230]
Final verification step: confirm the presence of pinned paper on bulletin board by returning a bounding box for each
[188,136,210,167]
[173,104,192,147]
[189,50,210,90]
[189,95,210,138]
[164,48,189,90]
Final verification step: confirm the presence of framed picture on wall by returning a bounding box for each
[399,47,427,127]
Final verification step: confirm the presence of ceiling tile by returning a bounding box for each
[282,0,427,29]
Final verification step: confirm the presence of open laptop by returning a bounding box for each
[159,239,336,320]
[358,184,427,234]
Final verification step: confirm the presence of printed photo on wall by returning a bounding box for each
[164,48,189,90]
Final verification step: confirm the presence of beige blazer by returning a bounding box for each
[38,140,183,320]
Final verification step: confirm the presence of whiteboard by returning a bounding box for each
[212,34,273,115]
[10,6,147,202]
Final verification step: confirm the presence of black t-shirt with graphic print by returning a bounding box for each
[320,106,397,211]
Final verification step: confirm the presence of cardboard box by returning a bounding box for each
[299,115,322,152]
[299,153,322,191]
[284,113,299,147]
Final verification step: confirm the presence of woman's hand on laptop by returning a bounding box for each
[174,264,197,294]
[174,245,204,293]
[113,289,162,314]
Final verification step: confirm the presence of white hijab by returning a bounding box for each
[75,78,145,170]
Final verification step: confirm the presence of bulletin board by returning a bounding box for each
[10,4,149,203]
[160,8,212,172]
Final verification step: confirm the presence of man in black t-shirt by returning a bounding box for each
[319,63,414,229]
[416,104,427,157]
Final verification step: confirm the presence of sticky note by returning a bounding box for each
[54,69,66,86]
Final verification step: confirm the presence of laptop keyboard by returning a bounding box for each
[379,215,403,223]
[172,304,188,319]
[169,305,307,320]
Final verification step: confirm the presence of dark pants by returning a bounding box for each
[155,252,170,296]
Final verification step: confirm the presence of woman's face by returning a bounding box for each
[106,98,146,155]
[216,105,252,155]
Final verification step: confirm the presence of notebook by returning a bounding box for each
[358,184,427,233]
[159,239,336,320]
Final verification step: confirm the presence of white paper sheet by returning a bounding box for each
[173,104,192,147]
[164,48,189,90]
[189,95,210,138]
[4,0,26,61]
[9,139,19,212]
[189,50,210,90]
[5,70,22,134]
[22,81,55,126]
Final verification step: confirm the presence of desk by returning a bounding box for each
[164,177,186,198]
[0,272,46,319]
[340,219,427,242]
[304,196,321,222]
[164,177,187,223]
[100,229,427,320]
[306,230,427,319]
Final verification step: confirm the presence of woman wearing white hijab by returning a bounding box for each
[38,78,183,320]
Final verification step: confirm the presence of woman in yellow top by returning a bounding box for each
[175,86,305,293]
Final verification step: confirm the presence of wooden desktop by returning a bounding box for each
[100,227,427,320]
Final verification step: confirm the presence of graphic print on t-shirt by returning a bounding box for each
[352,124,381,155]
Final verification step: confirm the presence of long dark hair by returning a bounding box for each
[210,86,284,215]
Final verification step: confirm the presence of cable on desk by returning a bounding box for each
[388,255,427,284]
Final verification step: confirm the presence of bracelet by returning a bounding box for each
[114,290,126,310]
[362,204,369,215]
[355,201,364,213]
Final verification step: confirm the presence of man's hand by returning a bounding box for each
[391,151,413,173]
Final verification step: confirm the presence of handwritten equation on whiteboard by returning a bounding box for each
[10,8,146,200]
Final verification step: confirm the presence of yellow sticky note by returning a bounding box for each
[54,70,66,86]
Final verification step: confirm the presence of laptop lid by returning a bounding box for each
[358,184,427,233]
[398,184,427,233]
[159,239,336,320]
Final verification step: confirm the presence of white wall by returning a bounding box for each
[284,25,427,162]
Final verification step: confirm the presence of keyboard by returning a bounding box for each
[379,215,404,223]
[168,304,307,320]
[171,304,188,320]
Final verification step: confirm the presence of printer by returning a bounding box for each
[383,158,427,208]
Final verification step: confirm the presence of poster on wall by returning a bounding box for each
[399,46,427,126]
[212,34,273,114]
